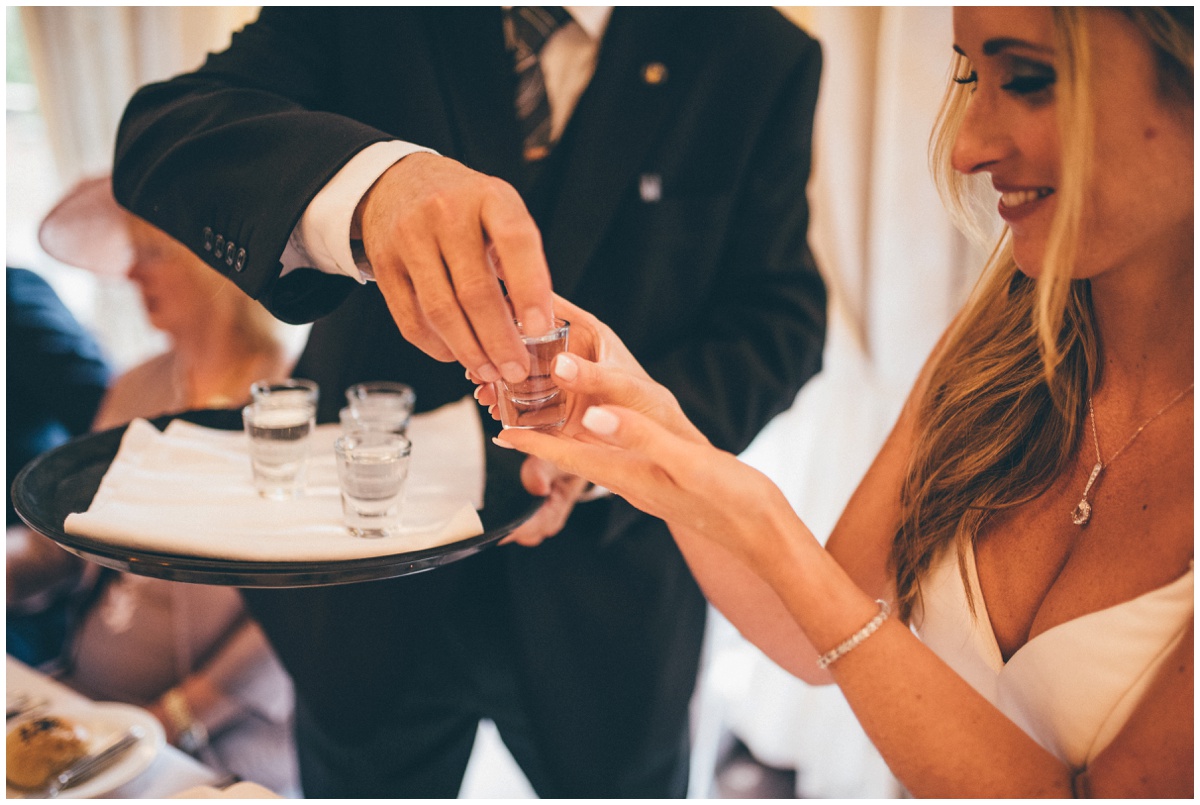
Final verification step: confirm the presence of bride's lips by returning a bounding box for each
[995,185,1054,224]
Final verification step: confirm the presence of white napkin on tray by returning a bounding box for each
[63,397,485,561]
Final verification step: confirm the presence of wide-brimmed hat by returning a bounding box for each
[37,174,135,278]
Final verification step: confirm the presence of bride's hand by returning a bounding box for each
[496,400,793,571]
[474,295,708,547]
[473,294,705,444]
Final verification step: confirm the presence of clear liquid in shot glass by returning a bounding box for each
[498,318,570,430]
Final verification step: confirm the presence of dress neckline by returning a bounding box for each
[963,544,1194,669]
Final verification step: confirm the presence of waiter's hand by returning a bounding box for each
[501,456,589,547]
[354,153,554,384]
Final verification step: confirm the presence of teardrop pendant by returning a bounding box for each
[1071,498,1092,526]
[1072,462,1103,527]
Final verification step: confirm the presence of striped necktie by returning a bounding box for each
[504,7,572,163]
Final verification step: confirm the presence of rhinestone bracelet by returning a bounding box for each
[816,599,891,670]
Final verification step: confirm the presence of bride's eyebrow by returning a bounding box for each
[982,37,1054,57]
[952,39,1055,58]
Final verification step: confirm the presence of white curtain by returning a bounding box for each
[693,7,990,798]
[20,6,260,184]
[14,6,279,371]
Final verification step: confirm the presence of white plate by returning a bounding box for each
[6,701,165,798]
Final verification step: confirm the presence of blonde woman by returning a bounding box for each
[482,7,1192,797]
[90,212,289,428]
[8,177,300,794]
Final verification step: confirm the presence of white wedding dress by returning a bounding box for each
[913,544,1193,768]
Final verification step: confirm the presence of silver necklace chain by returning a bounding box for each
[1072,382,1194,526]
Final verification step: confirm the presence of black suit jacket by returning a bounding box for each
[115,6,824,451]
[113,7,825,780]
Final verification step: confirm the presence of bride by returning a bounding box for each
[480,7,1193,797]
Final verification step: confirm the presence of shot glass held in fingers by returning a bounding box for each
[497,318,570,430]
[334,431,413,538]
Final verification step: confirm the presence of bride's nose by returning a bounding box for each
[950,86,1015,176]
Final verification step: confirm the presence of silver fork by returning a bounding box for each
[35,724,145,798]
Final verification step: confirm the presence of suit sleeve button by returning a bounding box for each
[235,248,247,272]
[202,227,214,251]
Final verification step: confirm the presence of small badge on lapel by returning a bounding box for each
[639,173,663,203]
[642,62,668,86]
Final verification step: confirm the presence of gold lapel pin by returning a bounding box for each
[642,62,668,86]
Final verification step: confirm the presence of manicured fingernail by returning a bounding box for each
[493,436,514,449]
[554,353,578,382]
[521,307,551,336]
[473,385,483,400]
[581,406,618,436]
[477,364,500,384]
[500,361,527,383]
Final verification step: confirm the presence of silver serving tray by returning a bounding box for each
[12,409,536,588]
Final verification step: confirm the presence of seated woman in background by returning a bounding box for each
[483,7,1192,797]
[7,176,299,795]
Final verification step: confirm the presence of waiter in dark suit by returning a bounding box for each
[113,7,826,797]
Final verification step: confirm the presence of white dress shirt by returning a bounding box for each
[282,7,613,282]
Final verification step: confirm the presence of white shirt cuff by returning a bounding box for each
[281,141,438,282]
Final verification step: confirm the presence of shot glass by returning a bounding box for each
[497,318,570,430]
[338,406,409,437]
[250,378,320,414]
[343,381,416,434]
[333,431,413,538]
[242,402,315,500]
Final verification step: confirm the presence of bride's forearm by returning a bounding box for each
[668,484,891,685]
[753,527,1072,797]
[670,516,831,685]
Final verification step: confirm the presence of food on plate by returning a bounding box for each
[6,715,91,790]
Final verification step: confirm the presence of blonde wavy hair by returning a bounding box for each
[892,8,1194,621]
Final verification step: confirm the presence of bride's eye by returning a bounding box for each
[1000,59,1056,97]
[953,70,978,86]
[1001,73,1056,95]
